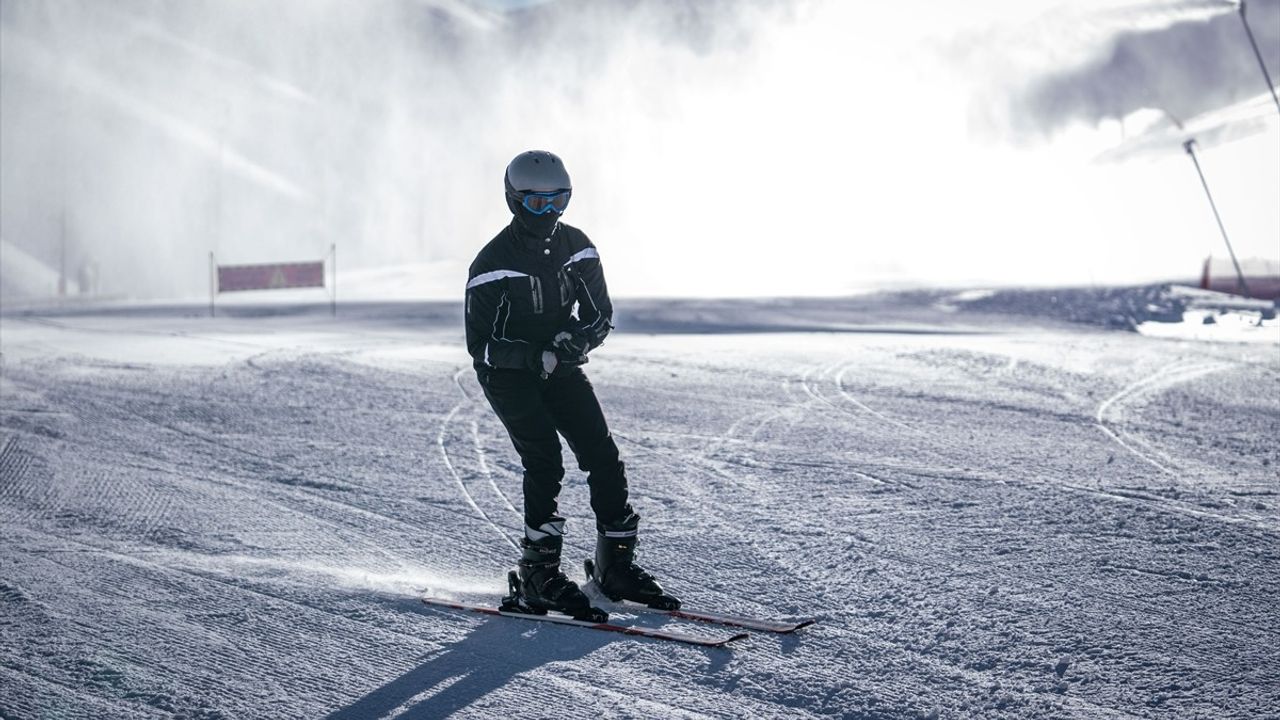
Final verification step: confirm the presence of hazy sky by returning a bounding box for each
[2,0,1277,300]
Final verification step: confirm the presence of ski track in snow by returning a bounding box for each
[1,308,1279,719]
[1093,359,1236,478]
[438,398,521,552]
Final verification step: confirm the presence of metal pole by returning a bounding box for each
[330,243,337,318]
[209,252,216,318]
[1238,1,1280,117]
[1183,139,1252,297]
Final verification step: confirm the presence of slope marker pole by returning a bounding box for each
[1183,139,1251,298]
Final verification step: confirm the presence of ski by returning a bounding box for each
[582,561,815,634]
[609,601,816,634]
[420,596,749,648]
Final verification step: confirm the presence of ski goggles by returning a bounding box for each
[520,190,571,215]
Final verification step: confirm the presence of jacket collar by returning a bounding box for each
[507,217,561,253]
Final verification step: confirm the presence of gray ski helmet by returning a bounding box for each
[504,150,572,194]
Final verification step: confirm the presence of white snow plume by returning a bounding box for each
[103,7,319,107]
[5,33,309,203]
[0,237,74,300]
[0,0,792,300]
[163,552,496,599]
[1097,91,1280,162]
[3,0,1276,300]
[964,0,1280,141]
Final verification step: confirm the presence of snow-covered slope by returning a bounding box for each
[1,295,1278,718]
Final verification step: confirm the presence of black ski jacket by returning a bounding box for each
[465,220,613,372]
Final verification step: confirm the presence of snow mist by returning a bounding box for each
[2,0,1276,301]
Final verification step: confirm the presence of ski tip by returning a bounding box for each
[722,632,750,646]
[695,631,749,648]
[791,618,818,631]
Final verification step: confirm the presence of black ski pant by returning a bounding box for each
[477,366,630,534]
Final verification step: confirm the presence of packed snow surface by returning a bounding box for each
[2,292,1278,718]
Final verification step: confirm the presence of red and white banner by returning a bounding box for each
[217,261,325,293]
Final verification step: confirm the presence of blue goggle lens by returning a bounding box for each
[521,191,571,215]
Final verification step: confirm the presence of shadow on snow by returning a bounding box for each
[323,615,609,719]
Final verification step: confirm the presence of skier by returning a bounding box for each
[465,150,680,620]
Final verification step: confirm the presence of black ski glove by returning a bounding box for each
[553,330,590,360]
[553,328,589,377]
[552,343,588,370]
[528,344,585,380]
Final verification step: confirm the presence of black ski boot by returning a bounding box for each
[505,533,607,622]
[585,512,681,610]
